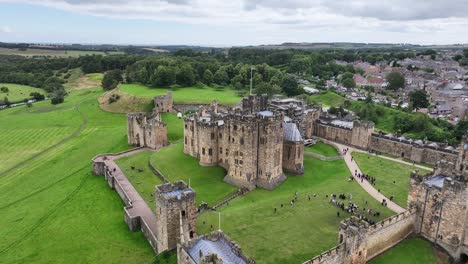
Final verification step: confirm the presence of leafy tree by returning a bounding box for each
[101,69,123,90]
[50,89,65,105]
[454,121,468,140]
[152,66,176,87]
[214,68,229,85]
[281,75,300,96]
[0,86,8,93]
[176,64,196,86]
[30,92,45,101]
[453,55,463,61]
[342,78,356,89]
[203,69,214,86]
[409,90,429,110]
[254,82,281,97]
[386,72,405,90]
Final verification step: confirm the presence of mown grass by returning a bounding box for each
[119,83,242,106]
[0,89,155,263]
[197,156,394,264]
[352,153,430,208]
[161,113,184,143]
[305,141,339,157]
[115,150,163,211]
[0,83,45,102]
[150,144,237,206]
[370,238,437,264]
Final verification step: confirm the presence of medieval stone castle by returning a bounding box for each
[102,92,468,263]
[184,95,304,190]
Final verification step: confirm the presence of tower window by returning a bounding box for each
[202,148,205,155]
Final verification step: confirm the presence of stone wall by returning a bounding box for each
[154,92,173,113]
[283,141,304,175]
[127,113,168,149]
[303,244,346,264]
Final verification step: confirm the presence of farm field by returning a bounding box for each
[197,156,394,264]
[369,238,437,264]
[0,89,155,263]
[150,144,237,206]
[0,83,45,103]
[305,141,339,157]
[119,83,243,106]
[352,152,430,208]
[0,47,123,57]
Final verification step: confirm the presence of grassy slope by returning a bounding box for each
[98,89,153,114]
[150,144,237,206]
[86,73,104,83]
[305,142,339,157]
[0,89,154,263]
[352,153,430,208]
[370,238,436,264]
[308,91,346,107]
[115,150,163,211]
[161,113,184,143]
[119,83,242,106]
[197,156,394,264]
[0,83,45,102]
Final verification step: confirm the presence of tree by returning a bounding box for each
[152,66,176,87]
[50,88,65,105]
[176,64,196,86]
[386,72,405,90]
[409,90,429,110]
[0,86,8,93]
[214,68,229,85]
[254,82,281,97]
[341,78,356,89]
[101,69,123,90]
[203,69,214,86]
[281,75,300,96]
[30,92,45,101]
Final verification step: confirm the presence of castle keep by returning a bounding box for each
[184,95,304,190]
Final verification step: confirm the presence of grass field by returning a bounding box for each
[119,83,243,106]
[86,73,104,83]
[0,83,45,103]
[98,89,153,113]
[369,238,436,264]
[150,144,237,206]
[352,153,430,208]
[197,156,394,264]
[115,150,163,211]
[161,113,184,143]
[0,89,155,263]
[305,141,339,157]
[0,47,123,57]
[308,92,346,107]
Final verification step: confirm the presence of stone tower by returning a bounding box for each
[338,217,368,264]
[154,92,173,113]
[351,120,374,149]
[303,108,321,139]
[155,181,196,252]
[282,122,304,175]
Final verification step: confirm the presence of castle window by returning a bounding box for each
[220,147,222,153]
[185,124,187,129]
[191,139,194,146]
[240,138,244,145]
[209,148,212,156]
[240,160,243,165]
[240,152,243,156]
[234,125,237,131]
[232,138,235,143]
[211,133,215,140]
[185,137,187,144]
[202,148,205,155]
[219,133,222,138]
[182,210,186,218]
[242,126,245,133]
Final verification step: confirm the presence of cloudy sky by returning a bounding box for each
[0,0,467,46]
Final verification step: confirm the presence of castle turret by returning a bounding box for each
[155,181,196,252]
[282,122,304,175]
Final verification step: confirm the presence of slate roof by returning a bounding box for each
[188,237,246,264]
[424,175,449,188]
[283,122,302,142]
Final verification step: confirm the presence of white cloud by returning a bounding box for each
[0,26,12,33]
[1,0,468,44]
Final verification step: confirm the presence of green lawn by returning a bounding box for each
[352,153,431,208]
[0,83,45,103]
[370,238,437,264]
[86,73,104,83]
[161,113,184,143]
[150,144,237,206]
[305,142,339,157]
[308,92,346,107]
[197,156,394,264]
[0,89,155,263]
[119,83,242,106]
[115,150,163,212]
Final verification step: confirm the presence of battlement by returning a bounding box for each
[366,210,415,234]
[154,92,173,113]
[303,243,345,264]
[156,181,195,203]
